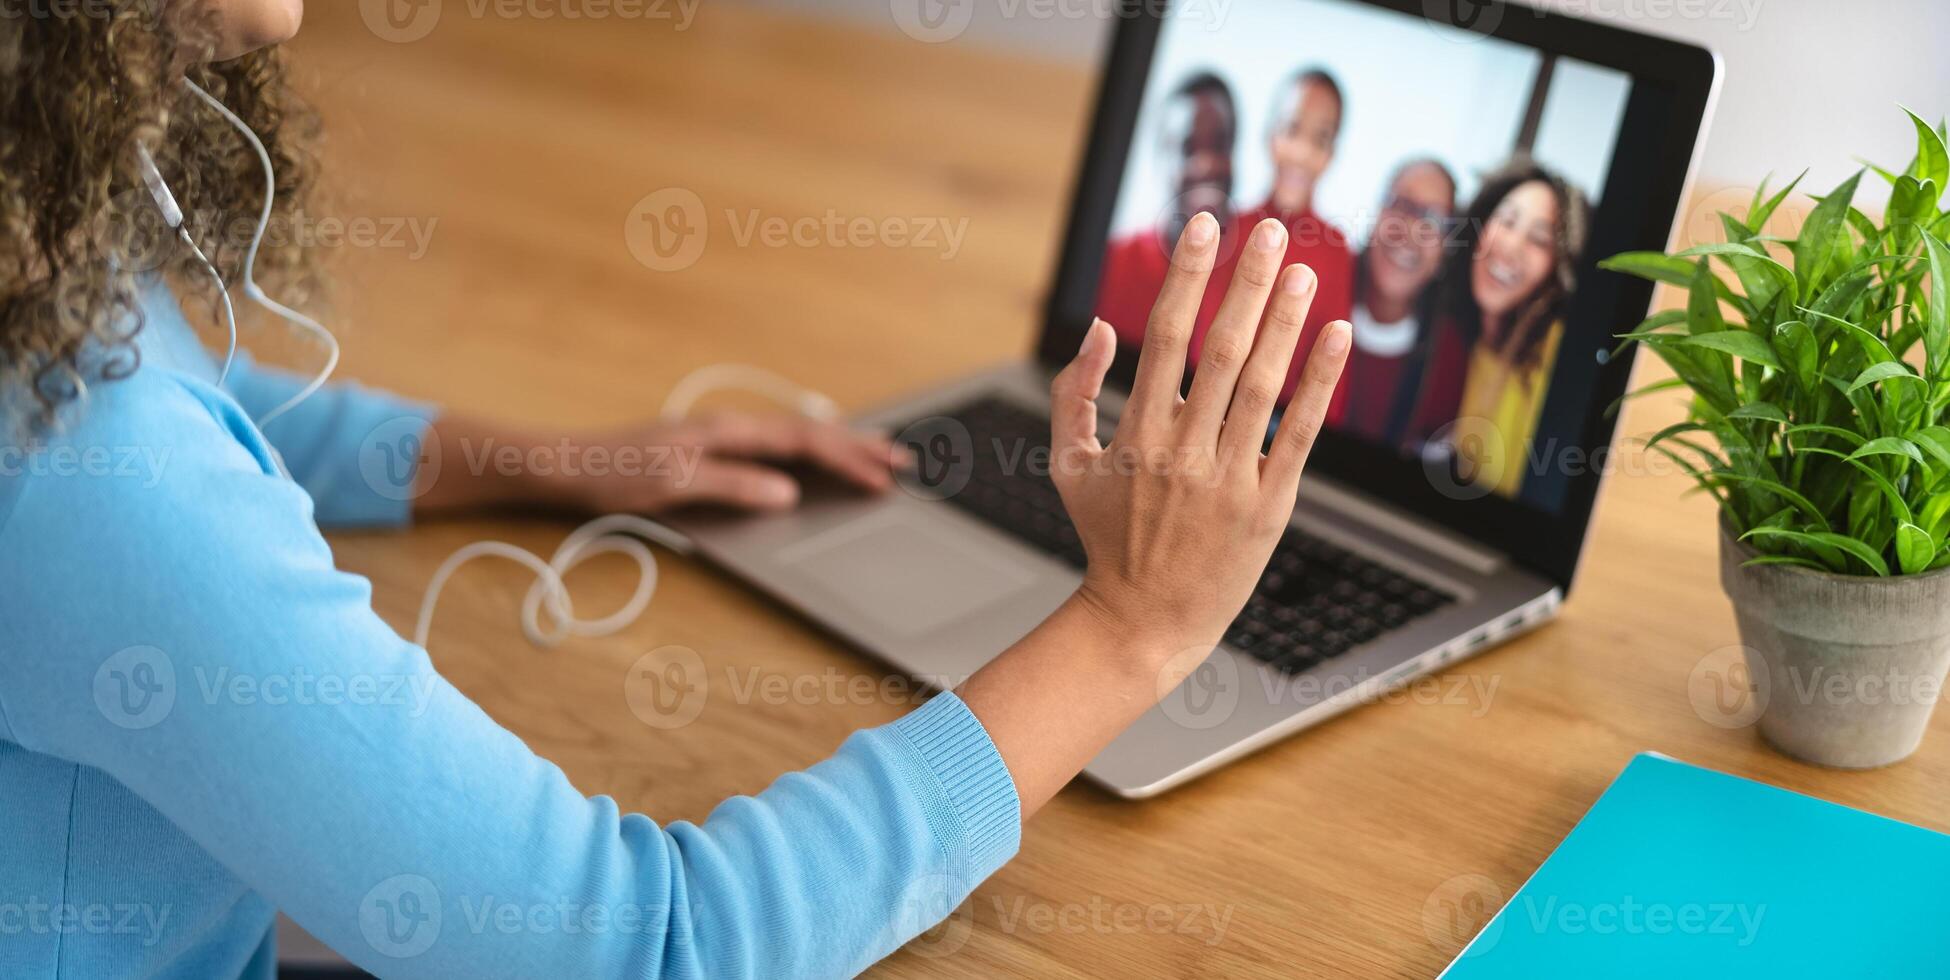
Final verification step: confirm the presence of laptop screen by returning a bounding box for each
[1089,0,1640,514]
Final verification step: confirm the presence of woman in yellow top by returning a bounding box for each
[1406,162,1590,498]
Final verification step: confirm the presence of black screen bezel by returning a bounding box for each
[1035,0,1719,591]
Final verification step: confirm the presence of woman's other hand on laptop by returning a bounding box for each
[953,212,1349,815]
[410,412,912,516]
[1059,214,1351,653]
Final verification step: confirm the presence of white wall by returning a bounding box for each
[748,0,1950,204]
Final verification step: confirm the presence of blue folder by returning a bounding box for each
[1440,752,1950,977]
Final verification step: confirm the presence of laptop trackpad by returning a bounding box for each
[778,512,1035,637]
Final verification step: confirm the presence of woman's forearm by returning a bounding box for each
[955,594,1188,816]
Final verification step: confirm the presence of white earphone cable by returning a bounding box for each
[182,78,340,427]
[411,369,834,654]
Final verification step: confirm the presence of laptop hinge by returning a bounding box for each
[1297,474,1505,576]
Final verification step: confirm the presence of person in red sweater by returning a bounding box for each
[1337,158,1457,447]
[1097,71,1238,352]
[1097,68,1354,416]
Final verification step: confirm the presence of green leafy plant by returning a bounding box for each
[1603,108,1950,577]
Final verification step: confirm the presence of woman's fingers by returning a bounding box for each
[1181,218,1288,442]
[1051,318,1116,465]
[1220,264,1316,464]
[1126,211,1220,431]
[665,457,802,511]
[699,414,896,491]
[1263,320,1352,498]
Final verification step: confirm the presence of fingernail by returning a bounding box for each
[1184,212,1217,246]
[1254,219,1286,251]
[1323,321,1351,355]
[1282,264,1315,295]
[1080,318,1105,353]
[763,479,800,507]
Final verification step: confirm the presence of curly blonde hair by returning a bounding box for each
[0,0,320,436]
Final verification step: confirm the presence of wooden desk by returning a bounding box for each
[289,6,1948,976]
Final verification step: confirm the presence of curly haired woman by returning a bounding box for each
[0,3,1351,977]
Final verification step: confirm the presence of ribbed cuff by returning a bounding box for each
[889,691,1022,884]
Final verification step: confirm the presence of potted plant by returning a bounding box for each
[1602,109,1950,768]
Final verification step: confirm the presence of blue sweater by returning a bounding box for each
[0,287,1020,979]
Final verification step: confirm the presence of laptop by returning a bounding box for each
[673,0,1720,797]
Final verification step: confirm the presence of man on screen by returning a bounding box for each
[1095,71,1239,351]
[1221,67,1355,411]
[1338,157,1456,446]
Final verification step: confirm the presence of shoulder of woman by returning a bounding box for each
[0,367,286,547]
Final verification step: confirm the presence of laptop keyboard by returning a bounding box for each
[898,395,1458,674]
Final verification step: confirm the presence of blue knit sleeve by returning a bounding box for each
[0,369,1021,978]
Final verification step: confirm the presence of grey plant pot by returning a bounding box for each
[1718,526,1950,768]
